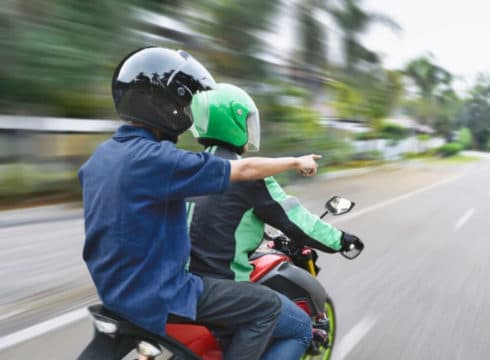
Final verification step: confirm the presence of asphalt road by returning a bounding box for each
[1,157,489,359]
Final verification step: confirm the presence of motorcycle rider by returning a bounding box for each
[187,83,363,359]
[78,47,324,360]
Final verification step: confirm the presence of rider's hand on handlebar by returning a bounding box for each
[297,154,322,176]
[340,232,364,253]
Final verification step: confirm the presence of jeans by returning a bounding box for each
[261,292,313,360]
[192,277,282,360]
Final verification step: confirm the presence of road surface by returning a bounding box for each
[1,158,489,359]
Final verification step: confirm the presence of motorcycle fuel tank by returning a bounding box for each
[256,261,328,316]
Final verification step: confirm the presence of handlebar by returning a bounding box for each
[341,240,364,260]
[266,230,364,260]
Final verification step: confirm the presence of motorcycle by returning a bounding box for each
[78,196,363,360]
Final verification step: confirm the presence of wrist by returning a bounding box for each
[291,157,301,170]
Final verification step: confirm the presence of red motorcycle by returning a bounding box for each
[78,196,363,360]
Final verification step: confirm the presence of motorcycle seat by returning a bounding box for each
[88,304,222,358]
[88,304,200,334]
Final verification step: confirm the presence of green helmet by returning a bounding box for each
[191,83,260,152]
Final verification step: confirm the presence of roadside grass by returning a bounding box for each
[316,154,479,178]
[0,164,81,210]
[403,152,434,160]
[0,154,479,210]
[403,152,480,164]
[320,160,384,174]
[426,155,480,164]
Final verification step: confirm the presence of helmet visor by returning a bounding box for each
[190,90,210,136]
[246,111,260,152]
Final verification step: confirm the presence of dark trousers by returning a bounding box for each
[171,276,281,360]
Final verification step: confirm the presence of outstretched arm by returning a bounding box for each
[229,154,321,182]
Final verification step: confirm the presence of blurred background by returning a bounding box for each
[3,0,489,208]
[1,1,490,359]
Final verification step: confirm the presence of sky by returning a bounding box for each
[266,0,490,94]
[362,0,490,92]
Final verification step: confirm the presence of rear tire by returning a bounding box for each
[302,298,336,360]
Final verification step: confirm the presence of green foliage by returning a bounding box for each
[193,0,279,79]
[0,0,401,122]
[0,164,81,202]
[0,0,410,206]
[331,81,363,119]
[0,1,136,117]
[403,56,461,138]
[281,84,310,99]
[329,0,400,71]
[429,155,479,164]
[405,55,452,99]
[0,165,38,198]
[457,128,473,149]
[436,143,462,157]
[331,70,404,125]
[355,131,383,140]
[380,122,409,138]
[355,121,409,141]
[255,104,354,184]
[456,76,490,150]
[297,2,327,69]
[319,132,355,166]
[403,151,430,160]
[351,150,383,161]
[403,94,460,139]
[244,86,355,183]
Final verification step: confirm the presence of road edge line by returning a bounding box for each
[331,174,465,224]
[0,308,89,351]
[335,315,378,359]
[453,208,475,231]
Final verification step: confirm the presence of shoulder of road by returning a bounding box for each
[1,151,487,228]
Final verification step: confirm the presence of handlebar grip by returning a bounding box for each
[341,238,364,260]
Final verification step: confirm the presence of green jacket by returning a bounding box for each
[188,146,342,281]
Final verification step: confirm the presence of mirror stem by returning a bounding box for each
[319,210,329,219]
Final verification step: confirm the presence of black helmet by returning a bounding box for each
[112,47,216,137]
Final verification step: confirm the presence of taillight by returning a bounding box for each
[295,300,311,315]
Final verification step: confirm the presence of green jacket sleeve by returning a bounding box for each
[252,177,342,252]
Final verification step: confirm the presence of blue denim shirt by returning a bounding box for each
[78,125,230,335]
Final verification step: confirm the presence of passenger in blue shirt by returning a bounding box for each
[79,47,323,360]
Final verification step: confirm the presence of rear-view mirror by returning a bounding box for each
[325,196,355,216]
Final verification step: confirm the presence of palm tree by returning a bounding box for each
[188,0,281,79]
[140,0,397,84]
[295,0,329,71]
[404,55,459,136]
[329,0,401,72]
[180,0,331,81]
[405,56,452,100]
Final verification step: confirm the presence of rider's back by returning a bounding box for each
[189,146,266,281]
[79,125,229,336]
